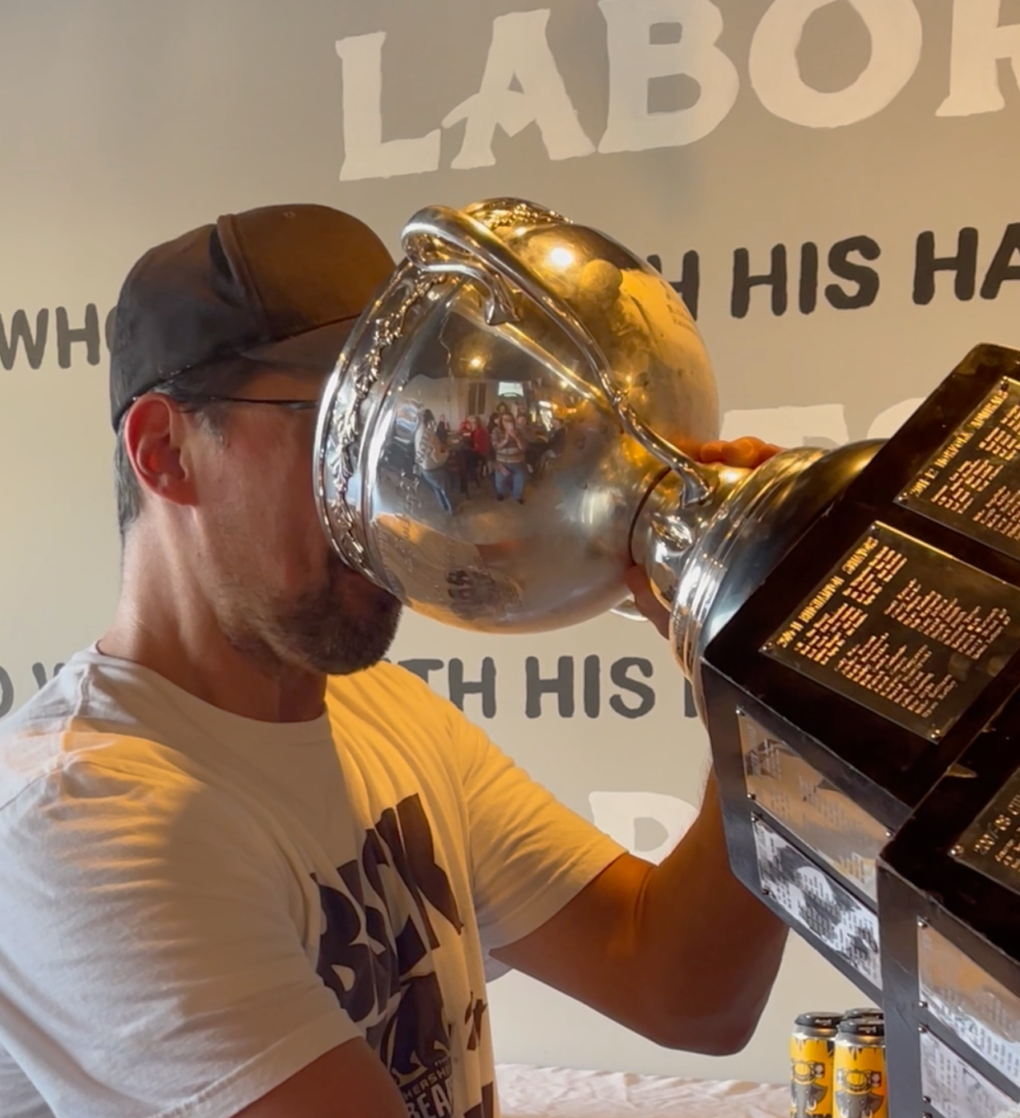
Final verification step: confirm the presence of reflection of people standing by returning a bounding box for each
[415,408,452,513]
[548,415,566,455]
[492,412,527,503]
[470,415,490,485]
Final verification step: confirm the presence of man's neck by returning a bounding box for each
[103,547,328,724]
[99,615,328,724]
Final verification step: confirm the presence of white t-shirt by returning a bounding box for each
[0,649,624,1118]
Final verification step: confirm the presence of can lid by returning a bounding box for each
[837,1015,885,1039]
[794,1012,843,1032]
[842,1007,881,1019]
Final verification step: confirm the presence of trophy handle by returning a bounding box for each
[401,204,712,506]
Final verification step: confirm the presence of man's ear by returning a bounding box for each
[122,395,198,508]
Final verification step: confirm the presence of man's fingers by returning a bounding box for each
[696,437,781,469]
[624,565,670,639]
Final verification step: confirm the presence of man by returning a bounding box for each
[413,408,453,512]
[0,204,785,1118]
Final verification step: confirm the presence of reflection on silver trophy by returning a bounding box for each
[314,197,879,707]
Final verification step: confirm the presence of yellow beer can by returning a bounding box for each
[790,1012,842,1118]
[834,1014,887,1118]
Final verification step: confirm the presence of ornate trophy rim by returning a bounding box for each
[314,263,447,582]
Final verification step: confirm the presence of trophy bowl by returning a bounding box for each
[314,198,720,633]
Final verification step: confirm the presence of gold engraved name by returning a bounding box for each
[884,581,1010,660]
[907,388,1009,499]
[774,574,846,649]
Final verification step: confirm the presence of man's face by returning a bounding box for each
[187,366,402,676]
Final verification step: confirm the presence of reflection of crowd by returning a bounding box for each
[413,400,565,511]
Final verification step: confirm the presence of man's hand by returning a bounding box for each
[694,435,781,469]
[627,436,782,637]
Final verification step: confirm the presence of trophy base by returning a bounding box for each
[697,344,1020,1110]
[881,694,1020,1118]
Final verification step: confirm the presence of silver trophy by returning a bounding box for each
[315,200,1020,1111]
[314,197,877,710]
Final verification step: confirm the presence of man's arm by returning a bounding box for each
[492,435,787,1056]
[490,776,787,1055]
[236,1039,406,1118]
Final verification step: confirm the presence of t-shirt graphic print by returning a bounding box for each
[315,792,492,1118]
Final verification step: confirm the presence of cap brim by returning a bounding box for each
[241,315,360,373]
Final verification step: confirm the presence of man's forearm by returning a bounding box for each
[633,771,788,1053]
[488,769,788,1056]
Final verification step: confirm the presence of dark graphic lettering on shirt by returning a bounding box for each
[314,793,493,1118]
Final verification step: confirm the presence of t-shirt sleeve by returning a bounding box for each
[452,716,627,959]
[0,738,358,1118]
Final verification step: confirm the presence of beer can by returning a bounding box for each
[834,1015,887,1118]
[841,1008,881,1021]
[790,1012,842,1118]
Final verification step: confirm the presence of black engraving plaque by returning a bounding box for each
[952,765,1020,896]
[765,523,1020,739]
[898,377,1020,562]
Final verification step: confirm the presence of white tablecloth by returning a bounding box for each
[496,1063,788,1118]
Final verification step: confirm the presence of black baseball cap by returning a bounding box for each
[109,203,395,430]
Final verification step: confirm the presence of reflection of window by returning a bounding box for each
[467,383,487,417]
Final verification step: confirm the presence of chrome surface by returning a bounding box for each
[630,460,748,614]
[316,197,719,633]
[753,815,883,989]
[639,440,883,711]
[402,203,714,503]
[738,710,889,902]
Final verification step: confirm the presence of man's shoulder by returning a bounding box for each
[326,661,480,761]
[1,665,78,741]
[1,647,146,743]
[0,721,210,826]
[0,649,211,815]
[327,660,452,717]
[0,651,94,768]
[324,660,508,797]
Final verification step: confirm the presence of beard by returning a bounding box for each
[284,553,403,675]
[224,551,403,678]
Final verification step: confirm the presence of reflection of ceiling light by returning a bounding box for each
[468,355,485,370]
[548,246,574,269]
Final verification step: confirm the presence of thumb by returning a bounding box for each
[624,565,671,640]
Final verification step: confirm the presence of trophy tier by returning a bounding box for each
[703,344,1020,1118]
